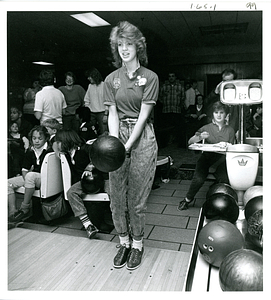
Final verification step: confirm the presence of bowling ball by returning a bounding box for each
[81,169,104,194]
[90,135,126,173]
[244,195,263,221]
[243,185,263,207]
[203,193,239,223]
[206,183,238,203]
[197,220,244,267]
[219,249,263,291]
[247,209,263,248]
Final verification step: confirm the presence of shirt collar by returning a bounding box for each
[212,119,226,128]
[69,147,80,165]
[31,142,48,165]
[123,60,141,79]
[42,85,55,89]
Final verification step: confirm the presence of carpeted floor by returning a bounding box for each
[157,142,200,180]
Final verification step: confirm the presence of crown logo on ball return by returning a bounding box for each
[238,158,248,166]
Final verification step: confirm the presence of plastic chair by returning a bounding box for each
[15,152,64,199]
[60,153,109,202]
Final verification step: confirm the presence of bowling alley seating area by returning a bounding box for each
[11,146,206,252]
[8,145,206,291]
[8,141,263,291]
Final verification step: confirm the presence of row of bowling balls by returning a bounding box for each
[197,183,263,291]
[202,183,263,224]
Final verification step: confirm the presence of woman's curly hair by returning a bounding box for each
[109,21,148,68]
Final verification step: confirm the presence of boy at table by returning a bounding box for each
[178,101,235,211]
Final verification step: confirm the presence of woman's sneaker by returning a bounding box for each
[113,244,131,268]
[177,198,194,211]
[126,247,144,270]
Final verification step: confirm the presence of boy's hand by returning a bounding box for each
[81,170,93,179]
[82,164,95,179]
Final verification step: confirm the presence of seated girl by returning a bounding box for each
[8,125,52,221]
[178,101,235,211]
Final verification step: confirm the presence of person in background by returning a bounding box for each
[34,69,67,125]
[185,94,208,141]
[178,101,235,211]
[59,71,86,132]
[76,106,98,143]
[23,78,42,127]
[84,68,107,135]
[8,125,52,221]
[8,122,29,177]
[53,129,100,238]
[9,106,32,138]
[184,79,200,109]
[205,69,239,132]
[246,104,262,137]
[104,21,159,270]
[42,118,62,148]
[159,72,186,147]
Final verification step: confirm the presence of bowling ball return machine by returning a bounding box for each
[220,79,263,205]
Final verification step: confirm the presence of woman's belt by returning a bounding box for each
[120,118,138,124]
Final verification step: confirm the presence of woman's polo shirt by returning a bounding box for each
[104,65,159,120]
[196,122,235,144]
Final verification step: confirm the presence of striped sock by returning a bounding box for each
[79,214,92,229]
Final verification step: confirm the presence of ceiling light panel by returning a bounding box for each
[70,12,110,27]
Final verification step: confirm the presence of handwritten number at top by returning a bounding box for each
[190,3,217,10]
[190,3,257,10]
[246,2,257,9]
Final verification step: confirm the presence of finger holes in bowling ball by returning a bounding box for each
[208,246,214,252]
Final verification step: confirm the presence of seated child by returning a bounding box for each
[53,129,101,238]
[178,101,235,211]
[76,106,98,143]
[42,118,62,147]
[8,125,52,221]
[8,122,29,176]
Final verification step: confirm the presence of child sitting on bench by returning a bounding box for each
[8,125,52,221]
[53,129,103,238]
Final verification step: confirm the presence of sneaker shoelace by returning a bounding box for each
[115,244,129,257]
[129,248,141,262]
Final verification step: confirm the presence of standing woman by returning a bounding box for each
[84,68,107,135]
[59,71,86,132]
[104,21,159,270]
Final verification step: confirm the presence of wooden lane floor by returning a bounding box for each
[8,228,191,291]
[8,178,212,291]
